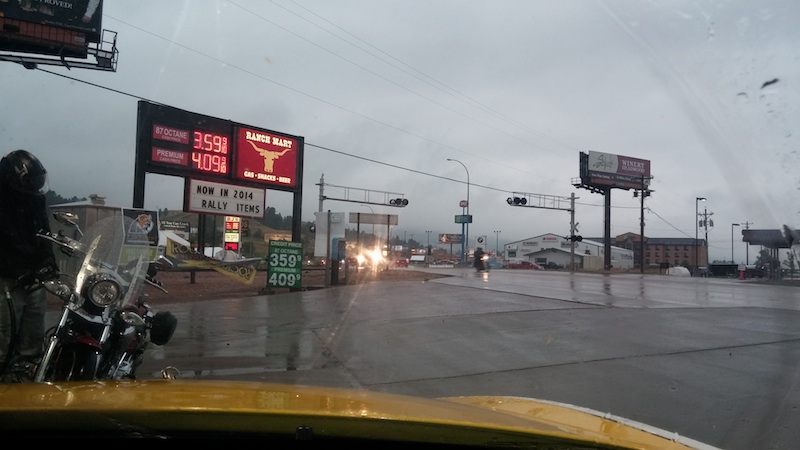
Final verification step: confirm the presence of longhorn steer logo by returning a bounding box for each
[246,141,291,173]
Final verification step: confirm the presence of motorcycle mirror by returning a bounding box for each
[52,211,82,236]
[42,279,71,300]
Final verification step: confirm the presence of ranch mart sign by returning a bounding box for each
[184,179,266,219]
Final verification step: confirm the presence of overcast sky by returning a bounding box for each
[1,0,797,262]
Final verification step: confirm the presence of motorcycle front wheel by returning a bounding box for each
[42,343,101,381]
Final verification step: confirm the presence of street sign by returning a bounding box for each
[454,214,473,224]
[459,200,469,208]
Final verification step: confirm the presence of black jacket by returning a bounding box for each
[0,182,57,279]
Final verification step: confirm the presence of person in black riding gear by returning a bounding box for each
[0,150,59,366]
[473,247,487,272]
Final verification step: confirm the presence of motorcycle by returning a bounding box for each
[5,211,178,382]
[473,251,489,272]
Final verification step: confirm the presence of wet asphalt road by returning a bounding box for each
[133,268,800,449]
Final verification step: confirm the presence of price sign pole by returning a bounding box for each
[267,240,303,291]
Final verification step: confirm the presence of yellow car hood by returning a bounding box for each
[0,379,716,448]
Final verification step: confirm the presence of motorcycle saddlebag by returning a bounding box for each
[150,311,178,346]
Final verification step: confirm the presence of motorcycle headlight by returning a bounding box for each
[84,274,122,307]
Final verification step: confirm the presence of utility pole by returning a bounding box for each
[698,207,714,270]
[741,221,753,264]
[570,193,577,272]
[634,176,653,273]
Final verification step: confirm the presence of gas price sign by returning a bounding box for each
[145,107,232,179]
[136,101,303,193]
[267,240,303,289]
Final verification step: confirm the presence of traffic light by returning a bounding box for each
[506,196,527,206]
[389,198,409,206]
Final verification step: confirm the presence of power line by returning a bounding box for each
[108,6,570,180]
[270,0,579,157]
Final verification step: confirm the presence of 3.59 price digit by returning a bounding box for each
[193,131,228,154]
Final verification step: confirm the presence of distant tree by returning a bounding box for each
[783,250,797,278]
[43,190,86,207]
[755,249,780,271]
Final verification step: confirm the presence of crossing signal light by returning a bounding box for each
[568,235,583,242]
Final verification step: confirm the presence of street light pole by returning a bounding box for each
[447,158,470,264]
[695,197,706,274]
[731,223,740,264]
[703,205,712,269]
[494,230,501,256]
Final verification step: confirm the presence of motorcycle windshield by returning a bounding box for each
[63,215,153,308]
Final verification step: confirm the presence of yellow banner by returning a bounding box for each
[165,238,257,285]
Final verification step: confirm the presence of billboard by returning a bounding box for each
[0,0,103,57]
[580,151,651,190]
[1,0,103,40]
[439,233,463,244]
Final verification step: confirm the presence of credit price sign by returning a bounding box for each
[267,240,303,289]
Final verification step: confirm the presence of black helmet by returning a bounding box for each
[0,149,47,194]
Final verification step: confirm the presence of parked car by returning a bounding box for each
[506,261,543,270]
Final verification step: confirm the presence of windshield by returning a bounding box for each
[1,1,798,448]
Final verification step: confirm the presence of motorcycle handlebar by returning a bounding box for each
[36,230,80,255]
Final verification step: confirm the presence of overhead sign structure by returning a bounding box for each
[185,179,265,219]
